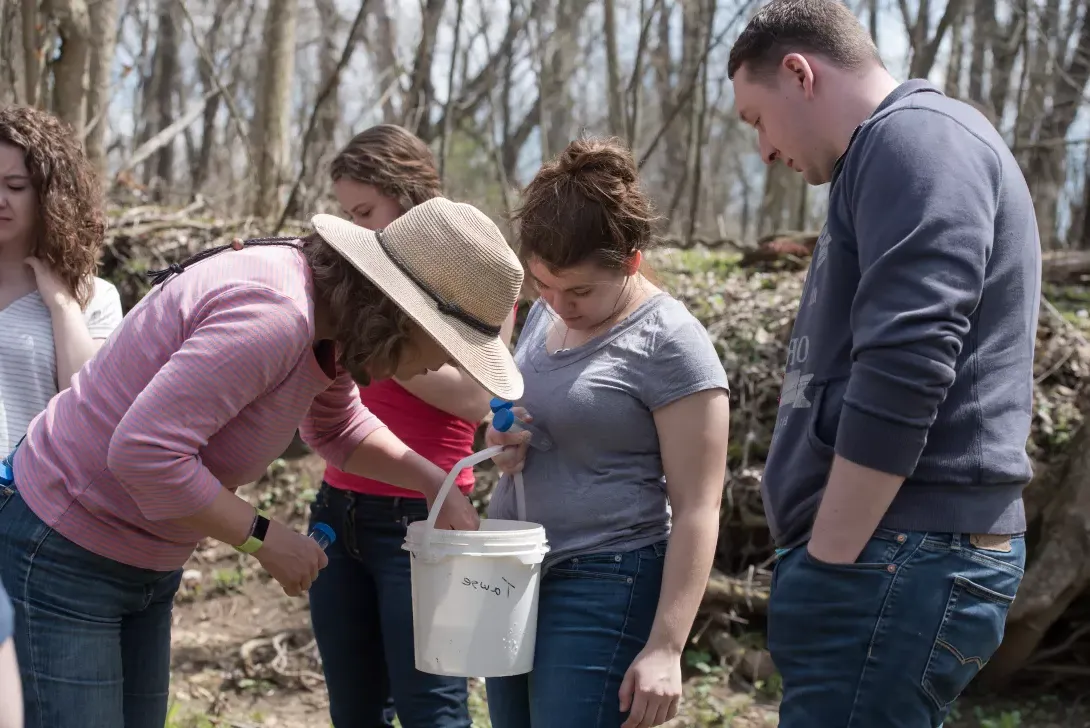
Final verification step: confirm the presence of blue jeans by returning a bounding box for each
[769,528,1026,728]
[307,484,471,728]
[486,540,667,728]
[0,483,181,728]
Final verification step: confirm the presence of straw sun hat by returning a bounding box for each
[311,197,524,401]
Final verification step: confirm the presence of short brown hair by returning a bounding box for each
[330,125,442,212]
[0,105,106,309]
[514,136,657,272]
[727,0,882,81]
[302,234,413,386]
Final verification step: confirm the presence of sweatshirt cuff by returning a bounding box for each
[834,402,929,478]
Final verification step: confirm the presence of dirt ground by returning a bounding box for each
[165,455,1088,728]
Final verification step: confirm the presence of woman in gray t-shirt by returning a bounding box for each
[484,138,731,728]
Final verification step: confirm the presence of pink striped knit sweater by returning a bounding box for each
[13,244,383,570]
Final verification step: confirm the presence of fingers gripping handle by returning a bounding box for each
[421,445,505,557]
[420,445,529,558]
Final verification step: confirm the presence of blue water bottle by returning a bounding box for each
[491,407,554,451]
[309,522,336,550]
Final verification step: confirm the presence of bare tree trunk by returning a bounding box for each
[2,0,26,103]
[626,0,660,152]
[1076,153,1090,249]
[403,0,446,141]
[191,0,236,195]
[438,0,465,181]
[251,0,299,218]
[48,0,92,130]
[685,0,715,242]
[869,0,879,48]
[967,0,992,106]
[1023,0,1090,248]
[1011,0,1060,158]
[303,0,344,205]
[541,0,591,157]
[368,0,400,123]
[758,163,798,237]
[899,0,968,78]
[944,8,964,97]
[988,4,1025,125]
[149,0,178,201]
[604,0,626,138]
[84,0,118,175]
[22,0,40,106]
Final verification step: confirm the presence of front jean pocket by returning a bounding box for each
[549,552,633,584]
[921,575,1015,709]
[802,527,908,572]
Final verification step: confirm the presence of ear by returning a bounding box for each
[781,53,816,98]
[624,250,643,276]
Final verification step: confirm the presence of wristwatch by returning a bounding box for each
[236,509,271,554]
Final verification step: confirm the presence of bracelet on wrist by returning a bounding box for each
[235,508,270,555]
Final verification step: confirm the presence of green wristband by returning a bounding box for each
[236,509,270,554]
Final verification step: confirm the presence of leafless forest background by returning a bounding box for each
[5,0,1090,724]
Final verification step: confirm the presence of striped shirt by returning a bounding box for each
[0,277,123,453]
[12,244,383,571]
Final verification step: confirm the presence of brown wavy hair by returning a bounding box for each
[514,136,658,273]
[330,124,442,211]
[0,105,106,309]
[302,234,413,385]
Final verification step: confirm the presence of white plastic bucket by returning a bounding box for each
[402,446,548,678]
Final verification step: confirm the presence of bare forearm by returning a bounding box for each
[647,509,720,654]
[395,365,492,423]
[48,300,101,388]
[172,487,259,548]
[808,454,905,562]
[341,426,445,497]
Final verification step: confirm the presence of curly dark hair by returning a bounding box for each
[302,234,414,385]
[0,105,106,309]
[514,136,658,272]
[330,125,442,211]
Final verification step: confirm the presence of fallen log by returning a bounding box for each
[702,567,772,614]
[706,629,777,684]
[740,231,821,269]
[981,411,1090,688]
[1043,249,1090,283]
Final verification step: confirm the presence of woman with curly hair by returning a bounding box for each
[308,124,514,728]
[0,105,124,455]
[484,137,730,728]
[0,192,524,726]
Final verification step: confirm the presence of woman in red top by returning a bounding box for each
[307,124,516,728]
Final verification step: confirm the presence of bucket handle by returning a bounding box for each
[422,445,528,558]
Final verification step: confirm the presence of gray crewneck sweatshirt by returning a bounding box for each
[762,80,1042,548]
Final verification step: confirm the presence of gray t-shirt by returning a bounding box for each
[0,276,124,454]
[487,293,729,568]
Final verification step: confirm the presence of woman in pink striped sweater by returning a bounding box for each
[0,198,524,728]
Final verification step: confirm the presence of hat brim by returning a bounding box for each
[311,214,523,401]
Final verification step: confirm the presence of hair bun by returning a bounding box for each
[555,138,638,185]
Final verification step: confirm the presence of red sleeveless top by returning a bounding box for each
[322,378,478,497]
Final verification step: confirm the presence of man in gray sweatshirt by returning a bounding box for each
[729,0,1040,725]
